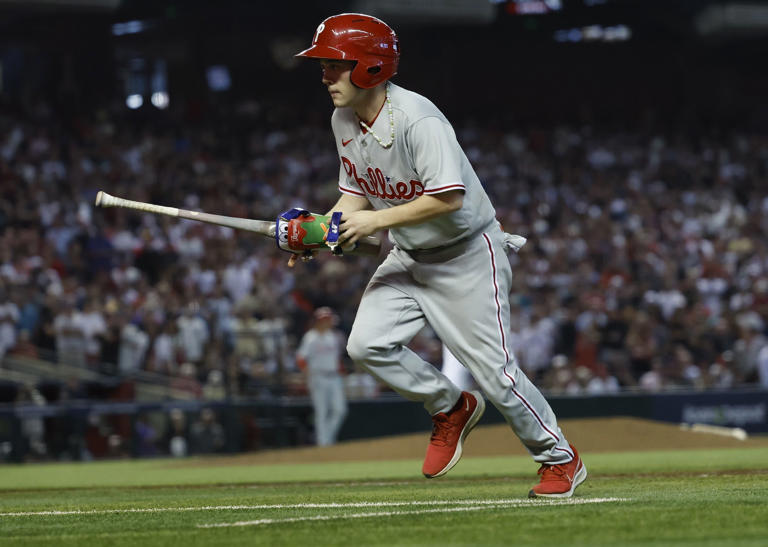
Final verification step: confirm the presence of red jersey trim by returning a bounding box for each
[358,98,387,134]
[487,231,564,448]
[423,184,466,194]
[339,185,367,197]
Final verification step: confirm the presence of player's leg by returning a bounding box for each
[347,254,461,415]
[412,232,586,494]
[441,345,476,391]
[349,254,485,478]
[412,230,575,465]
[308,377,331,446]
[326,376,348,444]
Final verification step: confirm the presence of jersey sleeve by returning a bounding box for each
[407,116,466,195]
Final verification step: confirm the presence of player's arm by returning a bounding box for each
[338,190,463,246]
[325,193,372,216]
[296,333,310,371]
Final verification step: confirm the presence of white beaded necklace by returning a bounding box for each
[358,84,395,148]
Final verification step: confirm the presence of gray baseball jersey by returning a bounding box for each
[297,329,344,374]
[339,83,573,464]
[333,83,496,250]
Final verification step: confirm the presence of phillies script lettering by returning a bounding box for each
[342,157,424,201]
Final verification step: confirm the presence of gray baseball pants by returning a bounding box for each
[347,225,574,464]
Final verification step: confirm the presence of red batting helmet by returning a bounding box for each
[296,13,399,89]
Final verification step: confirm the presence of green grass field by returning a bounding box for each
[1,446,766,546]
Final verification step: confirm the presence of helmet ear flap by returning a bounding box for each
[350,61,374,88]
[351,61,391,89]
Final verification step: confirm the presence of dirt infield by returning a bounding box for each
[192,417,767,466]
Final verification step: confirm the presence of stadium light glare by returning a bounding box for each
[554,24,631,42]
[206,66,231,92]
[112,20,147,36]
[500,0,562,15]
[126,94,143,109]
[151,92,169,109]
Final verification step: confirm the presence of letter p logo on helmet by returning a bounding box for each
[313,22,325,44]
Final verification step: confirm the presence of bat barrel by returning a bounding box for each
[94,189,275,236]
[94,191,180,217]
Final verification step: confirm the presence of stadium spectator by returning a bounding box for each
[189,408,225,454]
[117,321,150,374]
[9,330,39,359]
[202,369,227,401]
[80,297,107,366]
[134,414,159,457]
[757,346,768,388]
[345,363,380,400]
[229,305,262,376]
[0,97,766,402]
[0,289,20,361]
[53,299,87,367]
[166,408,189,458]
[171,362,203,399]
[176,303,209,366]
[732,315,766,383]
[148,320,178,375]
[15,384,47,458]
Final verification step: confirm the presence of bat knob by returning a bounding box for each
[95,191,104,207]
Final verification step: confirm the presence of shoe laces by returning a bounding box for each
[429,413,458,447]
[537,463,568,481]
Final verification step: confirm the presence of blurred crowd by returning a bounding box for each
[1,100,767,408]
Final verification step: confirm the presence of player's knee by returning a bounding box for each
[346,334,369,364]
[347,332,386,364]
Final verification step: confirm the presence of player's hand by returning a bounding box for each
[287,250,317,268]
[339,210,381,246]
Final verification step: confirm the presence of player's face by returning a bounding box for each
[320,59,363,108]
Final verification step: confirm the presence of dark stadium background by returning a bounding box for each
[2,1,766,125]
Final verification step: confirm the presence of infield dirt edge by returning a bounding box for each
[183,417,767,466]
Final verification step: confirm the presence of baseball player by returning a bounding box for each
[296,307,348,446]
[295,13,586,497]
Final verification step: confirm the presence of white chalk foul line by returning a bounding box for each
[197,498,627,529]
[1,498,627,518]
[0,505,264,517]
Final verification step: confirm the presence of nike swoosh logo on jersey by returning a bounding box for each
[342,138,353,147]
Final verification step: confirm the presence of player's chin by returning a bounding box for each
[330,94,347,107]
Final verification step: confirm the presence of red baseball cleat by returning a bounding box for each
[422,390,485,478]
[528,444,587,498]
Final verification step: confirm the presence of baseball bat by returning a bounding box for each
[94,191,381,256]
